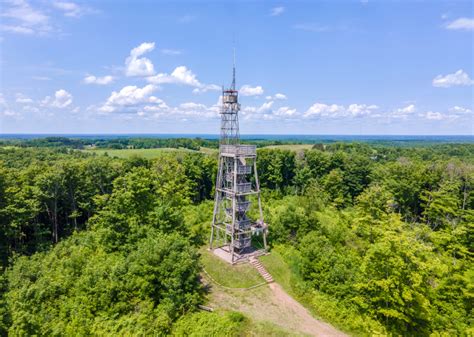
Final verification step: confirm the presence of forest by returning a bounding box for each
[0,139,472,336]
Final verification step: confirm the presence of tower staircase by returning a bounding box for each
[249,257,274,283]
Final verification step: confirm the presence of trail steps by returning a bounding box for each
[249,257,274,283]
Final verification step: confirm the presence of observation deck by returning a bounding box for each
[225,165,252,182]
[219,144,256,157]
[218,182,255,197]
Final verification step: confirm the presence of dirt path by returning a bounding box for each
[268,283,348,337]
[205,276,348,337]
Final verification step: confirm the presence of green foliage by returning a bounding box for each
[5,231,201,336]
[90,164,190,252]
[300,231,360,298]
[322,168,348,206]
[266,196,310,243]
[181,153,216,203]
[371,159,434,219]
[257,149,296,191]
[354,227,434,335]
[0,139,473,336]
[0,271,10,336]
[172,311,246,336]
[183,201,214,245]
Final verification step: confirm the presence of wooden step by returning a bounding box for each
[249,257,274,283]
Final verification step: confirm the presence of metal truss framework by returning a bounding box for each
[210,63,268,263]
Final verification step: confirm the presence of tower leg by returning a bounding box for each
[210,226,215,250]
[253,160,267,250]
[231,237,235,264]
[210,157,223,250]
[263,229,268,251]
[231,157,238,264]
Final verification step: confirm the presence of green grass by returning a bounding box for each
[262,144,314,151]
[85,144,315,159]
[84,147,196,159]
[259,249,294,292]
[245,320,308,337]
[199,247,264,288]
[84,147,218,159]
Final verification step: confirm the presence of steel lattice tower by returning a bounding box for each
[210,58,268,264]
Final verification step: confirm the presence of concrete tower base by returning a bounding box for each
[210,245,268,265]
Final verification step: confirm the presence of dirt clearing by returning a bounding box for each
[204,275,348,337]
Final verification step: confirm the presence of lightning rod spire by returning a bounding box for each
[232,47,236,90]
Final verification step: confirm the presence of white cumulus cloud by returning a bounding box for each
[449,106,472,114]
[1,0,51,35]
[101,84,156,113]
[391,104,416,118]
[52,1,91,18]
[274,93,287,100]
[149,66,200,86]
[83,75,114,85]
[258,101,274,113]
[346,104,379,117]
[270,6,285,16]
[240,85,264,96]
[275,106,297,117]
[267,93,287,100]
[15,93,33,104]
[445,17,474,31]
[41,89,73,108]
[125,42,155,77]
[148,66,220,93]
[192,84,221,94]
[180,102,207,110]
[304,103,345,118]
[136,100,220,120]
[304,102,379,119]
[432,69,474,87]
[424,111,444,120]
[241,101,278,120]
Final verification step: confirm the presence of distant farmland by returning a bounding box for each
[84,147,217,159]
[84,144,313,159]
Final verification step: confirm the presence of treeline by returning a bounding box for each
[0,143,472,335]
[0,147,215,265]
[0,137,217,150]
[257,145,473,335]
[0,136,311,151]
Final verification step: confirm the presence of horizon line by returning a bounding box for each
[0,133,473,136]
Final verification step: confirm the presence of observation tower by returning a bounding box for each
[209,58,268,264]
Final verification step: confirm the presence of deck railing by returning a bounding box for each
[220,145,256,156]
[233,237,251,249]
[236,182,252,193]
[237,165,252,174]
[225,201,251,216]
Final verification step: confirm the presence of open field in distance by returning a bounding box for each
[84,147,208,159]
[84,144,311,159]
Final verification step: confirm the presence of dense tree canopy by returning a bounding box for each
[0,141,472,336]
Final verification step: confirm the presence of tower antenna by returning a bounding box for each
[231,46,236,90]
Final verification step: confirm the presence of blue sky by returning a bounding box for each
[0,0,473,135]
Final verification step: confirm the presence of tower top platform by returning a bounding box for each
[219,144,256,157]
